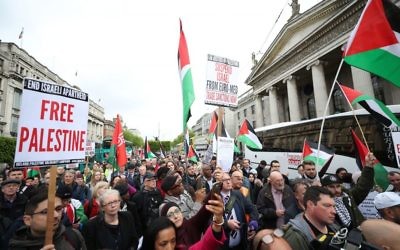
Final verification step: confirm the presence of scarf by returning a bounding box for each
[334,193,351,227]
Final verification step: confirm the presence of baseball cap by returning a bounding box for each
[144,172,155,180]
[321,175,341,186]
[1,179,21,187]
[374,192,400,209]
[56,185,72,199]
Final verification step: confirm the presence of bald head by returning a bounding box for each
[361,219,400,249]
[231,170,244,189]
[269,171,284,191]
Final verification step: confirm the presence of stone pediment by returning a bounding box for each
[246,0,358,87]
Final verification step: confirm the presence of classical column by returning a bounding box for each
[268,87,279,124]
[284,75,301,121]
[307,60,329,117]
[254,94,264,128]
[351,66,375,97]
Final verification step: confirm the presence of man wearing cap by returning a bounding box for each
[320,152,376,229]
[374,191,400,224]
[0,179,27,221]
[126,162,136,187]
[131,172,163,231]
[161,173,205,219]
[56,185,88,231]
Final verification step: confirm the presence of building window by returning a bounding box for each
[372,76,385,103]
[244,109,247,117]
[251,105,255,114]
[11,115,18,134]
[13,89,22,109]
[237,112,240,120]
[252,120,256,128]
[0,58,4,71]
[307,98,316,119]
[333,89,345,113]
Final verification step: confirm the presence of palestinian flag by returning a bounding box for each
[343,0,400,87]
[144,136,156,159]
[27,167,40,178]
[187,145,199,163]
[208,111,218,135]
[178,19,195,130]
[351,129,389,190]
[184,129,190,156]
[237,119,262,150]
[159,141,166,158]
[302,139,335,167]
[339,83,400,128]
[110,115,127,169]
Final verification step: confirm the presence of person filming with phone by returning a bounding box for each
[220,172,259,250]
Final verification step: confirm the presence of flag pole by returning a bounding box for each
[336,81,370,151]
[316,59,344,167]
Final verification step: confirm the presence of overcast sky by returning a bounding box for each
[0,0,321,140]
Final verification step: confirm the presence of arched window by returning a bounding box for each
[307,98,316,119]
[333,89,345,113]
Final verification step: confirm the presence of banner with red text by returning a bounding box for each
[14,78,89,167]
[205,54,239,107]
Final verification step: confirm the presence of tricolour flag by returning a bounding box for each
[351,129,389,190]
[339,83,400,128]
[187,145,199,163]
[178,20,195,130]
[110,115,127,168]
[27,167,40,178]
[343,0,400,87]
[237,119,262,150]
[302,139,335,167]
[144,136,156,159]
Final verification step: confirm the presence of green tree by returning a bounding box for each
[171,130,195,147]
[0,136,16,167]
[123,130,144,147]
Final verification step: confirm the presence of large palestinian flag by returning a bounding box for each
[343,0,400,87]
[178,19,195,130]
[302,139,334,167]
[187,145,199,163]
[339,83,400,128]
[351,129,389,190]
[237,119,262,150]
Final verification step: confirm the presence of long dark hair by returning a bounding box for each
[141,217,176,250]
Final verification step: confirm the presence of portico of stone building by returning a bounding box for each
[249,46,400,129]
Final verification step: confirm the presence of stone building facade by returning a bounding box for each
[0,42,104,142]
[226,0,400,141]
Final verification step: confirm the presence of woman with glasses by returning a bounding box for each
[141,194,226,250]
[83,189,138,250]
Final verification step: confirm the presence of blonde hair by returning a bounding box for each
[92,181,110,199]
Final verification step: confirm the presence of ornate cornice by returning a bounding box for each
[251,1,366,95]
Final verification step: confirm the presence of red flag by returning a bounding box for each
[208,111,218,134]
[111,115,127,167]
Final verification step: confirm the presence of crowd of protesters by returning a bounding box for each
[1,152,400,249]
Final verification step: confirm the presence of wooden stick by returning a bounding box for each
[44,166,57,245]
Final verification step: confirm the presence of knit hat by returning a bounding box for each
[114,182,129,196]
[161,175,179,192]
[374,192,400,209]
[321,175,341,186]
[160,202,179,217]
[144,172,156,180]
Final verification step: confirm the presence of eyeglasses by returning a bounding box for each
[102,200,121,207]
[30,205,64,216]
[166,208,181,218]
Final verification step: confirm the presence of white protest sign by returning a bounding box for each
[358,191,380,219]
[391,126,400,167]
[205,54,239,107]
[85,141,96,157]
[217,137,234,172]
[14,78,89,167]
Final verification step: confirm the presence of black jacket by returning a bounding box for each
[83,211,138,250]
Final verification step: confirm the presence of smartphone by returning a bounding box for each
[210,182,222,199]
